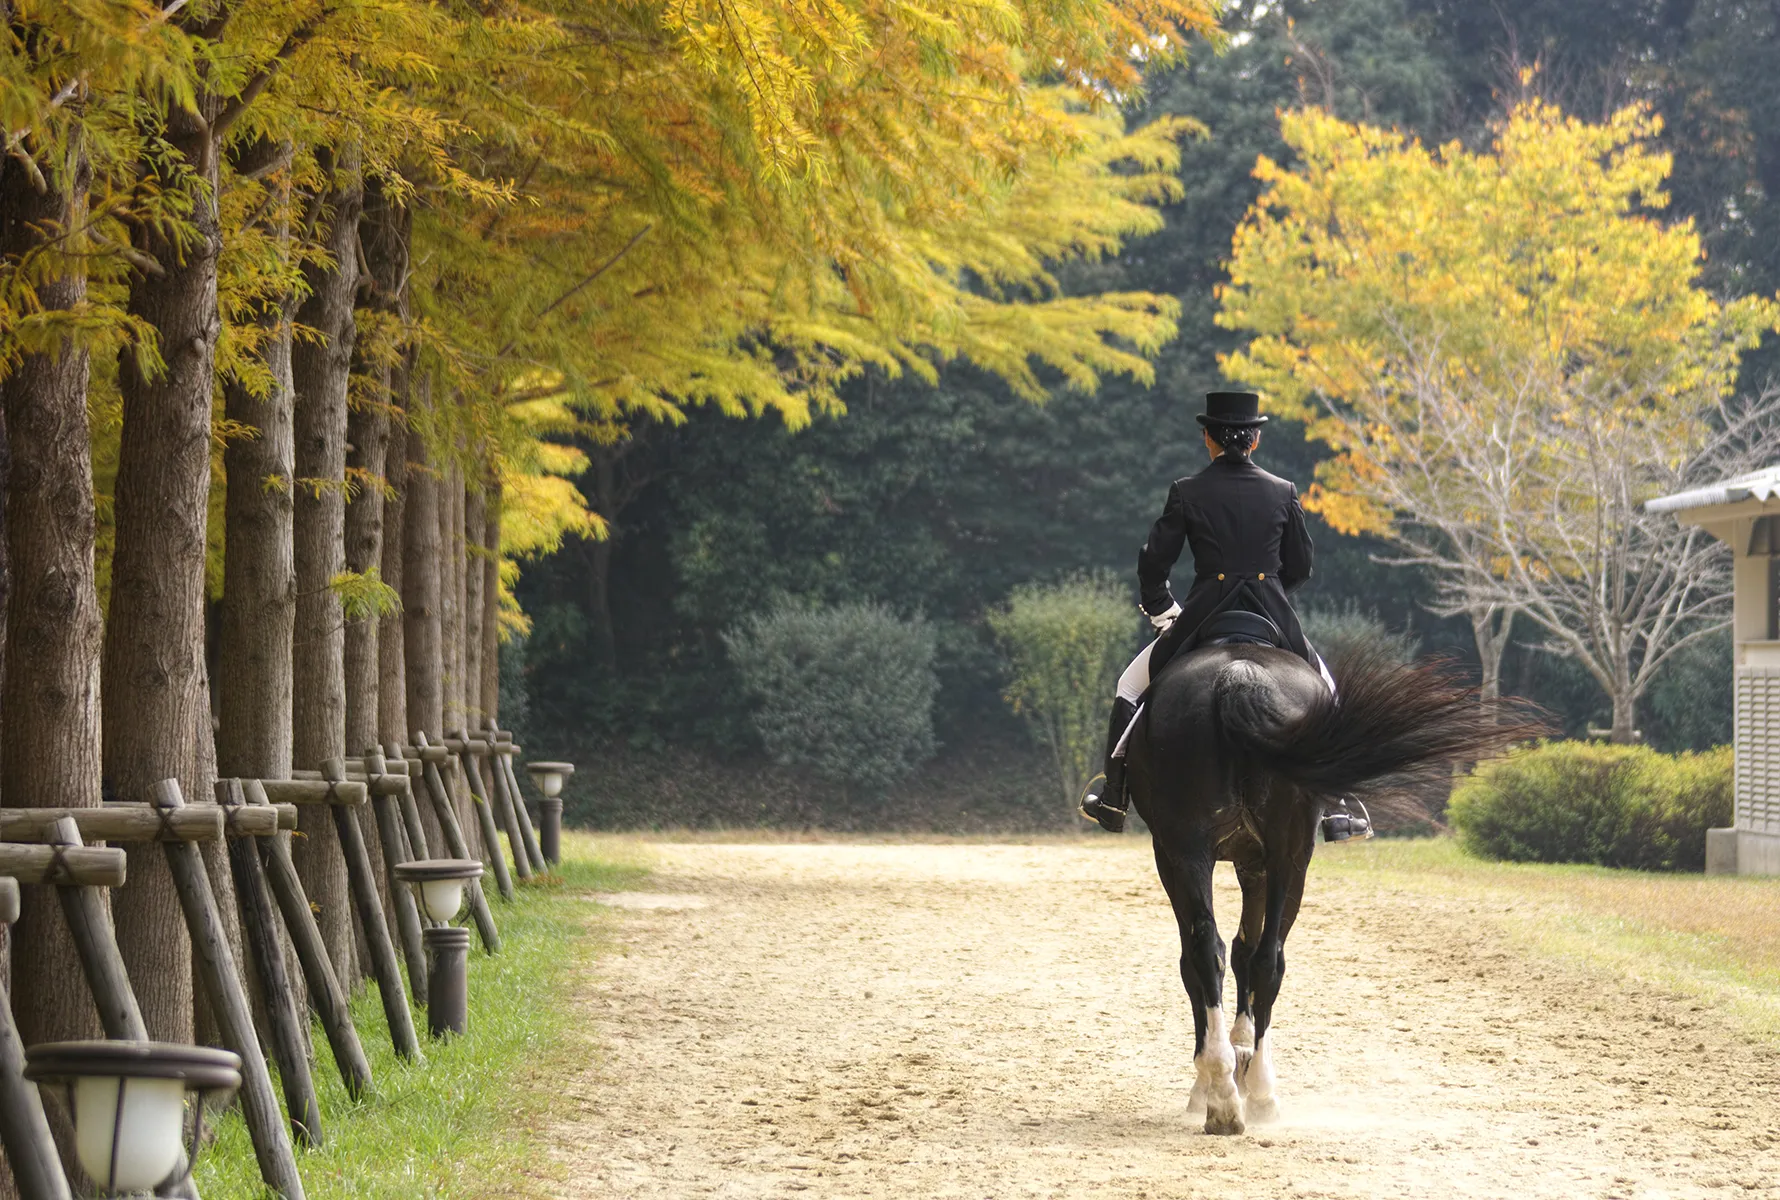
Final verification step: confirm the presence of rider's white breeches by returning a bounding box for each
[1116,642,1155,704]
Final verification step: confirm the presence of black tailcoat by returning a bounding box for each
[1137,454,1314,668]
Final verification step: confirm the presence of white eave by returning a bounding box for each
[1647,466,1780,514]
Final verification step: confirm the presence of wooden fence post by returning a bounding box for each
[320,760,420,1061]
[42,819,147,1043]
[216,780,322,1147]
[479,734,534,880]
[455,736,518,895]
[383,745,434,863]
[363,750,427,1000]
[26,821,200,1200]
[0,876,71,1200]
[410,734,499,954]
[242,780,374,1101]
[147,780,305,1200]
[495,739,546,874]
[491,729,544,868]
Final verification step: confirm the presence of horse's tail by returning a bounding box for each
[1213,642,1542,797]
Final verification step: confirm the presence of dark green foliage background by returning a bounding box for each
[513,0,1777,819]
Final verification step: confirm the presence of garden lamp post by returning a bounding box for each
[393,859,484,1037]
[23,1041,241,1196]
[523,762,574,866]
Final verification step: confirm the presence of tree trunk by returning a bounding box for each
[0,141,105,1051]
[482,478,502,725]
[400,417,446,854]
[1468,604,1515,706]
[402,418,443,740]
[217,149,297,784]
[290,152,364,989]
[347,180,403,934]
[353,177,407,754]
[372,188,413,752]
[1610,687,1639,744]
[464,484,484,730]
[442,466,479,852]
[213,137,307,1074]
[106,99,224,1044]
[379,425,409,748]
[439,462,463,736]
[343,367,388,754]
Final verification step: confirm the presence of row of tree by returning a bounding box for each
[2,0,1224,1151]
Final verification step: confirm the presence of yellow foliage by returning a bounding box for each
[10,0,1224,636]
[1217,100,1780,546]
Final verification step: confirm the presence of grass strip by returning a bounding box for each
[1314,837,1780,1035]
[194,833,650,1199]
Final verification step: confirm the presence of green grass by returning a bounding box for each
[1314,837,1780,1035]
[194,833,650,1199]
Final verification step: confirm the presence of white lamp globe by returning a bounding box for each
[74,1075,185,1193]
[419,878,467,922]
[394,859,484,923]
[526,761,575,799]
[24,1041,242,1197]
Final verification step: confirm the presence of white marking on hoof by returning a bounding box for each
[1231,1012,1255,1049]
[1196,1006,1244,1135]
[1239,1031,1279,1124]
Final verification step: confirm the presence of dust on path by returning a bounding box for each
[548,842,1780,1199]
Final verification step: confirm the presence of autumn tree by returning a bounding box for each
[1219,100,1780,734]
[0,0,197,1061]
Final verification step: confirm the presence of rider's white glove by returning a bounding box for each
[1148,601,1182,632]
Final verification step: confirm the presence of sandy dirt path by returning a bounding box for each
[549,842,1780,1199]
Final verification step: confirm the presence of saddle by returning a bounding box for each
[1190,607,1286,650]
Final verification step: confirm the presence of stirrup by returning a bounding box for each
[1079,774,1128,833]
[1319,797,1373,843]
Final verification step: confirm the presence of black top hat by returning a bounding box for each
[1197,391,1267,428]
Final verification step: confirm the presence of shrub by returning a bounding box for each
[987,572,1137,809]
[1299,600,1420,665]
[723,602,938,791]
[1449,740,1732,871]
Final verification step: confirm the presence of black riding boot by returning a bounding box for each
[1079,698,1138,833]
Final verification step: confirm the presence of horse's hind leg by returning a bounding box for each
[1240,842,1309,1125]
[1229,860,1266,1053]
[1153,839,1243,1136]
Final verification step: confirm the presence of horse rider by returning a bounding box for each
[1078,391,1366,840]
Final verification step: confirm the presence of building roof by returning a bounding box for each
[1647,465,1780,514]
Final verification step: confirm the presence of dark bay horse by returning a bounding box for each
[1127,641,1533,1135]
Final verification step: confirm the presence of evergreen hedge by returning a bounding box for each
[724,602,938,791]
[1449,741,1732,871]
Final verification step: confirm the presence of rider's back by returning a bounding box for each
[1168,458,1306,583]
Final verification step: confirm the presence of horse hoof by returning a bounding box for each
[1187,1079,1207,1113]
[1203,1108,1245,1137]
[1245,1095,1280,1124]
